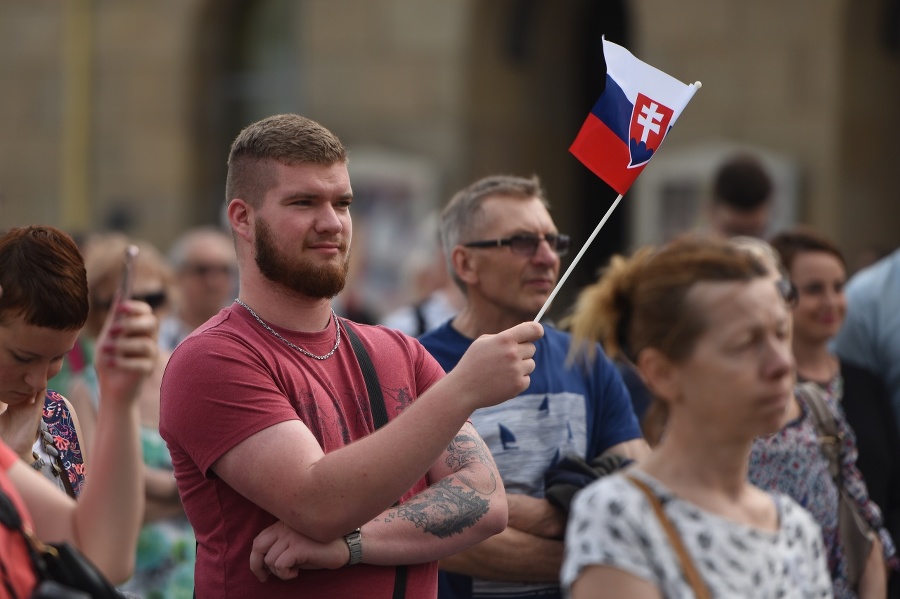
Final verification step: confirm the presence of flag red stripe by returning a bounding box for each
[569,113,644,196]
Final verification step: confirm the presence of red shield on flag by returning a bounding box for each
[628,93,675,168]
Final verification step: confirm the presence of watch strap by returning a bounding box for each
[344,528,362,565]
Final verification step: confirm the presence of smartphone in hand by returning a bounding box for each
[114,244,140,311]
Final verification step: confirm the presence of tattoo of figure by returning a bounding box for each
[395,479,490,538]
[445,430,498,494]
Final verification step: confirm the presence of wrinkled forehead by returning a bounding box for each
[472,194,552,235]
[687,277,785,335]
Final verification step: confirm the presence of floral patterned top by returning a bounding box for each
[749,388,897,598]
[32,390,86,498]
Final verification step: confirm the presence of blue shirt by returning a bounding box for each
[832,248,900,432]
[419,322,642,599]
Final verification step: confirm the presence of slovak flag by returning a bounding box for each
[570,39,699,195]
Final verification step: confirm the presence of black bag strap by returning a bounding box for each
[342,319,407,599]
[342,320,389,429]
[412,302,427,338]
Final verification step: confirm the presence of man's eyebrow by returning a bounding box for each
[282,192,354,201]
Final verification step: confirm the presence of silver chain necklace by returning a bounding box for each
[235,298,341,360]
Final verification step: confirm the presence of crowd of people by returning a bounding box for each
[0,113,898,599]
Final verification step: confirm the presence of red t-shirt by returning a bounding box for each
[0,442,38,598]
[160,307,445,598]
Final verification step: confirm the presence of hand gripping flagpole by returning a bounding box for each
[534,79,702,324]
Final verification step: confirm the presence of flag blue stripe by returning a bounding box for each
[590,74,632,145]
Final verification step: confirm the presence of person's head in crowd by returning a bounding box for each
[225,113,351,300]
[707,153,774,239]
[567,235,788,444]
[167,226,236,326]
[0,226,89,405]
[82,233,173,339]
[439,174,569,329]
[729,235,798,308]
[769,227,848,347]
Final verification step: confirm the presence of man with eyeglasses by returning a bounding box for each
[419,175,650,599]
[160,226,237,350]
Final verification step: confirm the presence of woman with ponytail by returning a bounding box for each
[561,235,831,599]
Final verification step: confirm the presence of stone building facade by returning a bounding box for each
[1,0,897,318]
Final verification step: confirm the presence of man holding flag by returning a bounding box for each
[419,37,697,599]
[420,174,649,599]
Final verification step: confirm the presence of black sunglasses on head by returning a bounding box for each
[182,263,234,278]
[96,291,168,311]
[463,233,571,257]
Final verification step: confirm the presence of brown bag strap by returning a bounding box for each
[625,474,712,599]
[795,382,843,482]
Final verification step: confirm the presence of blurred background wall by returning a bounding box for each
[1,0,898,320]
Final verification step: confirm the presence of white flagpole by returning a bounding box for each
[534,193,624,323]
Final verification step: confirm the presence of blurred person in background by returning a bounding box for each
[160,226,237,351]
[0,225,157,586]
[68,233,196,598]
[706,153,774,239]
[770,226,900,599]
[419,174,648,599]
[731,235,895,599]
[562,235,831,598]
[380,213,463,337]
[67,234,171,452]
[832,247,900,434]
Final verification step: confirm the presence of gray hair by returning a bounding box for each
[439,174,548,290]
[168,226,234,270]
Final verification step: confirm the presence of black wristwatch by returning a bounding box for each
[344,528,362,565]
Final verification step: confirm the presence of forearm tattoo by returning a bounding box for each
[377,431,499,538]
[390,479,490,538]
[445,431,498,495]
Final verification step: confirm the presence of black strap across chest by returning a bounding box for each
[342,319,407,599]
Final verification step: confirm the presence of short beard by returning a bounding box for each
[254,217,350,299]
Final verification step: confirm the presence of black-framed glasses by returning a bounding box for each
[96,291,168,311]
[463,233,571,257]
[776,278,798,307]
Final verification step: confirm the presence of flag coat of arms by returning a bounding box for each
[570,39,698,195]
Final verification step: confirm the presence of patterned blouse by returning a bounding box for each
[31,390,86,498]
[749,387,897,598]
[562,470,833,598]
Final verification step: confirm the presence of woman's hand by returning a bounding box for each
[0,395,44,461]
[95,300,159,407]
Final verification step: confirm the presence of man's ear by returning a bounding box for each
[227,199,252,241]
[451,246,479,286]
[637,347,681,404]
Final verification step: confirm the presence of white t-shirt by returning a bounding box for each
[562,470,833,598]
